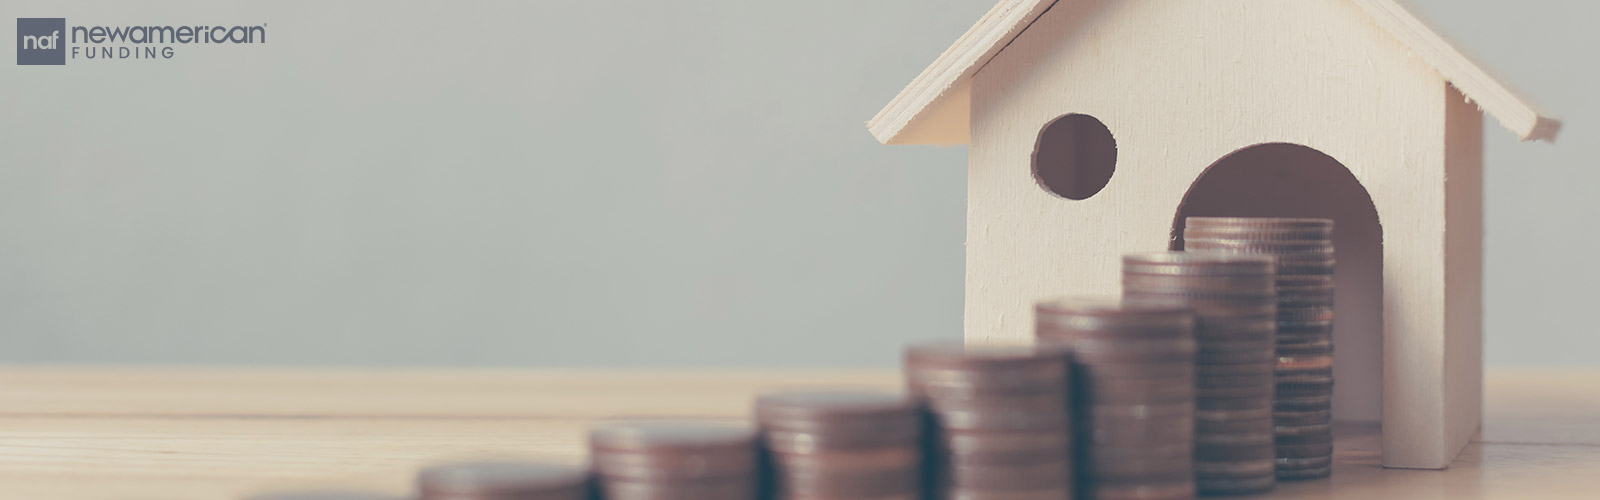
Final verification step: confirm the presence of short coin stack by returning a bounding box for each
[1036,297,1198,500]
[588,420,758,500]
[756,390,922,500]
[1183,217,1336,480]
[1122,252,1278,495]
[903,340,1074,500]
[417,461,591,500]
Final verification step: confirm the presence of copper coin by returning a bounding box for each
[1276,455,1333,469]
[1185,217,1332,230]
[771,447,921,473]
[1277,306,1334,322]
[1183,232,1331,246]
[757,390,918,426]
[1089,401,1195,420]
[1072,361,1195,379]
[1123,251,1276,274]
[1196,363,1273,377]
[1195,444,1277,462]
[942,461,1072,490]
[1275,342,1334,357]
[1083,453,1194,482]
[775,466,919,497]
[417,461,590,499]
[905,341,1072,393]
[589,420,756,480]
[599,478,754,500]
[764,427,921,453]
[1195,474,1275,495]
[941,488,1075,500]
[1194,459,1275,478]
[1195,349,1275,365]
[1196,417,1273,434]
[940,429,1072,461]
[1274,409,1332,426]
[1080,417,1194,446]
[1276,465,1332,480]
[1275,355,1333,372]
[1082,480,1197,500]
[1067,337,1197,363]
[1089,442,1191,464]
[1184,240,1334,256]
[1275,442,1334,458]
[1274,429,1333,444]
[930,407,1070,432]
[1123,273,1275,293]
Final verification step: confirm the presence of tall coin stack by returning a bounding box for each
[588,420,758,500]
[1036,297,1198,500]
[1122,252,1278,495]
[756,390,923,500]
[1182,217,1336,480]
[417,461,591,500]
[903,340,1074,500]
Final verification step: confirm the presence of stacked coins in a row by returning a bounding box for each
[904,340,1074,500]
[1036,297,1198,500]
[1123,252,1278,495]
[756,390,922,500]
[589,420,759,499]
[416,461,591,500]
[1183,217,1336,480]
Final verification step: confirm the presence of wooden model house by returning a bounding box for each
[868,0,1559,469]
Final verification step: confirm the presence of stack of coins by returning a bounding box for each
[756,390,922,500]
[416,461,591,500]
[1035,297,1198,500]
[1122,252,1277,495]
[1182,217,1336,480]
[587,419,758,500]
[903,340,1074,500]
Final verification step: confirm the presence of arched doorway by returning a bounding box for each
[1171,143,1383,422]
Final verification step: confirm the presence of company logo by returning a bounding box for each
[16,17,265,65]
[17,18,66,65]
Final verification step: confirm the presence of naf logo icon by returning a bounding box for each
[17,18,66,65]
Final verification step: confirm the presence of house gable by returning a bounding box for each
[869,0,1560,145]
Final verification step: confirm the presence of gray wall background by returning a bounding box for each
[0,1,1591,367]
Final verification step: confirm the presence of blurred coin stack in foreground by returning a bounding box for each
[904,340,1074,500]
[1122,252,1278,495]
[757,390,923,500]
[1036,297,1198,500]
[245,492,406,500]
[1183,217,1336,480]
[588,420,758,500]
[417,461,591,500]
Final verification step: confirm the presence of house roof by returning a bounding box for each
[867,0,1562,146]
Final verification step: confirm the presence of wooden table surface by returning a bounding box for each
[1,367,1597,499]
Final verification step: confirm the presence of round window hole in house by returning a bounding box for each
[1032,113,1117,200]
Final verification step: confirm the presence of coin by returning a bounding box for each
[588,420,756,481]
[417,461,591,500]
[942,461,1072,490]
[1195,473,1275,495]
[1084,481,1197,500]
[1276,465,1332,480]
[600,478,754,500]
[1276,455,1334,469]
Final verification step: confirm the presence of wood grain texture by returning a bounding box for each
[865,0,1054,145]
[0,367,1595,500]
[963,0,1465,468]
[868,0,1559,145]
